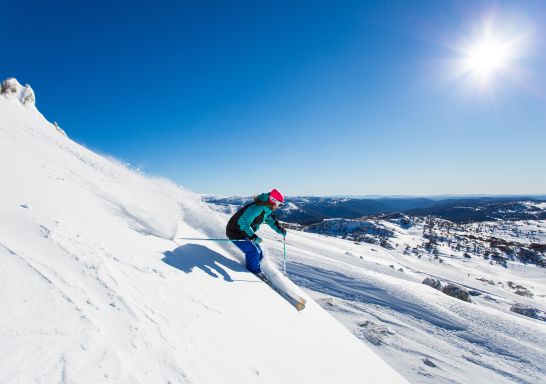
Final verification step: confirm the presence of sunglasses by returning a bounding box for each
[270,197,284,208]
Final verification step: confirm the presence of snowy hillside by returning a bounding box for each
[206,199,546,382]
[0,78,409,383]
[213,215,546,383]
[302,213,546,266]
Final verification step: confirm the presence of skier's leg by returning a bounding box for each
[257,243,264,262]
[233,240,263,273]
[246,244,262,273]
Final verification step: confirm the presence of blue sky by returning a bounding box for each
[2,0,545,196]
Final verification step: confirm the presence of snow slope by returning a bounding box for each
[0,79,408,383]
[250,221,546,384]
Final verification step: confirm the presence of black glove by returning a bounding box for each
[272,215,287,237]
[249,234,263,244]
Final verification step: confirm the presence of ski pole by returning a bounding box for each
[283,237,287,275]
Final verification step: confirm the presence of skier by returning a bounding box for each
[226,189,287,279]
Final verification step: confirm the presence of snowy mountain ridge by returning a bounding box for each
[0,78,408,383]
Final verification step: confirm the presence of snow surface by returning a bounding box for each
[253,219,546,384]
[0,83,407,383]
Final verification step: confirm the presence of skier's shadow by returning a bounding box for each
[163,243,247,282]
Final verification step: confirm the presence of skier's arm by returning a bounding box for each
[265,214,286,236]
[237,205,262,238]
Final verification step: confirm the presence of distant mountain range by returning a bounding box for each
[203,195,546,225]
[205,195,546,268]
[405,199,546,223]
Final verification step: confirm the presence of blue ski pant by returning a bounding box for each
[233,240,263,273]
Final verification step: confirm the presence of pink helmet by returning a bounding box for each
[268,189,285,206]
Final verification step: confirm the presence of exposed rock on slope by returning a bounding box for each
[1,77,35,106]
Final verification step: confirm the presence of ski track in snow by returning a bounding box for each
[287,261,466,331]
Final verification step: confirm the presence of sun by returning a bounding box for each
[452,12,532,91]
[466,40,508,76]
[461,35,515,87]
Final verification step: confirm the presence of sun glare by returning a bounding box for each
[452,11,532,92]
[461,35,515,87]
[466,40,508,75]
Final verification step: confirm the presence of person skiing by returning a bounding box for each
[226,189,287,278]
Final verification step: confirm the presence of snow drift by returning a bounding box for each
[0,78,408,383]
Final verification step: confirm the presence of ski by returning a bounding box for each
[255,272,306,311]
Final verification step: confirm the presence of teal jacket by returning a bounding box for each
[226,193,284,240]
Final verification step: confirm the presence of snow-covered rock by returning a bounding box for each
[358,320,394,346]
[1,77,35,106]
[510,303,543,320]
[423,279,472,302]
[1,77,20,95]
[423,277,443,290]
[442,283,471,302]
[20,83,35,105]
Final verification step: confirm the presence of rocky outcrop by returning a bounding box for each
[1,78,19,94]
[442,284,471,302]
[1,78,35,106]
[422,277,443,290]
[20,84,35,105]
[423,278,471,302]
[510,303,542,320]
